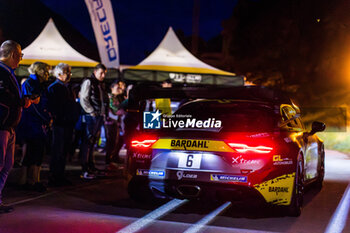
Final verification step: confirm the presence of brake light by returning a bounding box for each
[131,139,157,148]
[227,143,273,154]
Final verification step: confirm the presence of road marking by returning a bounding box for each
[9,191,58,205]
[8,179,116,206]
[116,198,188,233]
[325,183,350,233]
[183,201,232,233]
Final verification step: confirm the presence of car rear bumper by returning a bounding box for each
[132,169,295,206]
[148,179,267,205]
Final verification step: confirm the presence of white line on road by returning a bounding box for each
[8,179,116,206]
[9,191,58,205]
[183,201,232,233]
[325,183,350,233]
[116,198,188,233]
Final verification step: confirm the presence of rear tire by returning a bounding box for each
[315,145,325,190]
[286,155,304,217]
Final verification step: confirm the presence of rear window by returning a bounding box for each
[172,101,278,132]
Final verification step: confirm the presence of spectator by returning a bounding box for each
[67,84,84,163]
[120,84,139,151]
[79,64,109,179]
[47,63,79,186]
[105,81,125,168]
[0,40,30,213]
[19,61,51,192]
[118,80,127,97]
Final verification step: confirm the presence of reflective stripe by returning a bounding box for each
[183,202,231,233]
[116,199,188,233]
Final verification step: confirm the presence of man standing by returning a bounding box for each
[0,40,30,213]
[47,63,79,186]
[79,64,109,179]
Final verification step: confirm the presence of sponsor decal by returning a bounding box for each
[136,169,149,176]
[210,174,247,183]
[143,111,222,130]
[248,133,271,138]
[136,169,165,177]
[132,152,151,159]
[232,155,260,165]
[269,186,289,195]
[254,173,295,205]
[171,139,208,150]
[84,0,119,67]
[152,139,234,152]
[273,155,293,165]
[149,170,165,177]
[162,117,221,129]
[176,171,198,180]
[169,73,202,83]
[143,110,162,129]
[178,154,202,169]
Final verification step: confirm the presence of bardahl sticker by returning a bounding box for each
[152,139,234,152]
[254,173,295,205]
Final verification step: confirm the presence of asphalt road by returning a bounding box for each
[0,150,349,233]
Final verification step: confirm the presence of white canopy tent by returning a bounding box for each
[21,18,98,67]
[123,27,243,86]
[17,18,121,79]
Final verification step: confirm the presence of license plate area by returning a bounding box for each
[178,153,202,169]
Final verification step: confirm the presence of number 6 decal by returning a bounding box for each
[178,154,201,169]
[186,155,193,167]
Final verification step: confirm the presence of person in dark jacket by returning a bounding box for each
[105,81,125,167]
[18,61,51,192]
[47,63,79,186]
[0,40,31,213]
[79,63,108,179]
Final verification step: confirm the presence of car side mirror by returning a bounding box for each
[310,121,326,135]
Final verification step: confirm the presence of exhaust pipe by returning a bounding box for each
[177,185,201,197]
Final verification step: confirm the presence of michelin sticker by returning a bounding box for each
[210,174,247,183]
[136,169,165,177]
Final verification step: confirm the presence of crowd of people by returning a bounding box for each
[0,40,131,214]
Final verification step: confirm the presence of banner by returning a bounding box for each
[85,0,120,68]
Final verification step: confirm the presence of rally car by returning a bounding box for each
[126,85,325,216]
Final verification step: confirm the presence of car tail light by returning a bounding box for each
[131,139,157,148]
[227,142,273,154]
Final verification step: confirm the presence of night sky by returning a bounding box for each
[36,0,238,65]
